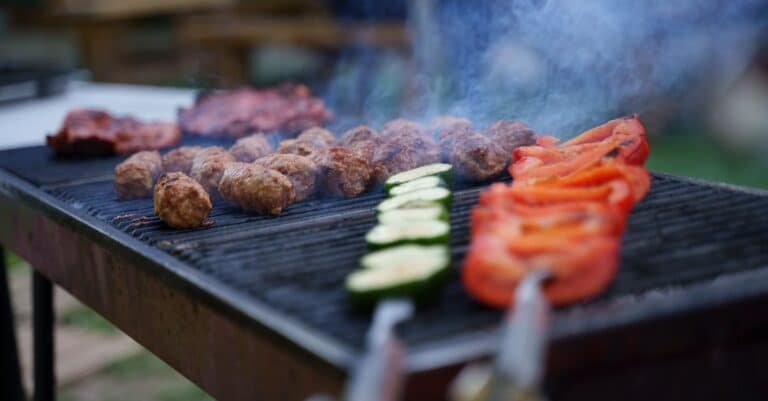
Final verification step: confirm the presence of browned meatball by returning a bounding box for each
[484,120,536,153]
[348,137,384,161]
[431,115,472,134]
[218,162,296,215]
[114,150,162,199]
[380,119,424,138]
[189,146,236,195]
[339,125,379,147]
[162,146,202,174]
[448,133,508,181]
[438,124,474,161]
[370,134,441,183]
[229,133,273,163]
[276,138,321,157]
[297,127,336,147]
[317,147,372,198]
[153,172,212,229]
[254,153,319,201]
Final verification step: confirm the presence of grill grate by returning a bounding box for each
[45,173,768,353]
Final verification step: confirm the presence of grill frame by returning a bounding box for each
[2,145,768,399]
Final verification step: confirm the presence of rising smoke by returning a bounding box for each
[324,0,768,137]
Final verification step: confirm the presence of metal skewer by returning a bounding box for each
[343,298,414,401]
[485,269,552,401]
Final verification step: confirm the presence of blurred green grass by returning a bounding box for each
[647,133,768,190]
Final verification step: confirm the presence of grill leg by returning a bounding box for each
[1,247,25,401]
[33,270,55,401]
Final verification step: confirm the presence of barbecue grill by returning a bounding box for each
[2,137,768,401]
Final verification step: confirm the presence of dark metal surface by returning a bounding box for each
[33,271,55,401]
[1,246,25,401]
[2,144,768,399]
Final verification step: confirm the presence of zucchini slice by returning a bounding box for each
[365,221,450,249]
[347,245,451,305]
[385,163,453,190]
[388,176,446,197]
[377,206,448,225]
[376,187,452,213]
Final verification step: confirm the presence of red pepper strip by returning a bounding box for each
[562,114,649,165]
[463,234,619,307]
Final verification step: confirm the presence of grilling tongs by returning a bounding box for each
[451,270,552,401]
[307,299,413,401]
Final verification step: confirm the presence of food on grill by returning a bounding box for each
[484,120,537,153]
[114,150,162,199]
[316,147,372,198]
[339,126,384,160]
[161,146,203,174]
[47,109,181,156]
[447,133,508,182]
[218,162,296,215]
[463,116,651,308]
[276,138,323,158]
[345,245,451,307]
[229,134,273,163]
[387,176,446,197]
[153,172,212,229]
[512,115,649,183]
[377,187,452,213]
[296,127,336,147]
[366,220,450,250]
[254,153,318,201]
[384,163,453,190]
[377,206,448,225]
[431,115,472,133]
[371,119,441,183]
[339,125,379,147]
[189,146,236,195]
[347,163,456,307]
[177,84,332,137]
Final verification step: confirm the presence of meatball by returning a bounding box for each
[380,119,424,138]
[189,146,236,195]
[431,115,472,133]
[448,133,508,181]
[276,138,321,157]
[114,150,162,199]
[438,124,474,161]
[162,146,202,174]
[348,137,384,161]
[339,125,379,147]
[484,120,537,153]
[218,162,296,215]
[317,147,372,198]
[254,153,319,201]
[370,134,441,183]
[229,133,273,163]
[153,172,212,229]
[297,127,336,147]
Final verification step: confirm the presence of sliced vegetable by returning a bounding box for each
[347,245,451,306]
[366,220,450,249]
[388,176,446,196]
[378,206,448,225]
[377,187,452,213]
[384,163,453,189]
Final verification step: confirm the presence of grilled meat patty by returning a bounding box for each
[254,153,319,201]
[314,147,372,198]
[48,109,180,156]
[484,120,537,153]
[219,163,296,215]
[229,134,273,163]
[371,120,440,183]
[114,150,162,199]
[162,146,203,174]
[297,127,336,147]
[189,147,236,196]
[446,131,508,181]
[177,84,332,137]
[153,172,212,229]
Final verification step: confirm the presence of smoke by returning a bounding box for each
[324,0,768,136]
